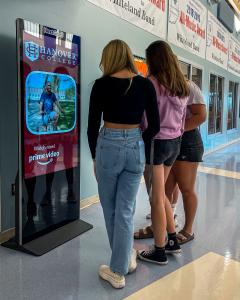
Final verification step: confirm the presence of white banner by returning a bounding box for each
[167,0,207,58]
[88,0,168,39]
[228,35,240,77]
[206,11,229,69]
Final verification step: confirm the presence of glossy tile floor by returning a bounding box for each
[0,143,240,300]
[203,141,240,172]
[124,252,240,300]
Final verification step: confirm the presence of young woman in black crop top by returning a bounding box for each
[87,39,160,289]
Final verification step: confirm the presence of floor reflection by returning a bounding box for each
[22,168,79,242]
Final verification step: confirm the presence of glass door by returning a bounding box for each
[208,74,224,134]
[208,74,217,134]
[228,82,238,130]
[179,61,191,79]
[216,77,223,133]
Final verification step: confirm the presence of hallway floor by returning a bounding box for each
[0,142,240,300]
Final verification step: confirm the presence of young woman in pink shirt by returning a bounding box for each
[136,41,189,264]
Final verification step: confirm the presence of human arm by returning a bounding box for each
[184,104,207,131]
[53,94,65,113]
[142,80,160,143]
[185,81,206,131]
[87,80,102,160]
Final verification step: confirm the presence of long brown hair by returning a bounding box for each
[100,39,138,76]
[146,41,189,98]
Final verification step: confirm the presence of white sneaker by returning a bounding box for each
[174,214,178,228]
[128,249,137,273]
[99,265,125,289]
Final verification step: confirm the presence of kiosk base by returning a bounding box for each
[2,219,93,256]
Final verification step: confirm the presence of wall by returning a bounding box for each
[0,0,239,231]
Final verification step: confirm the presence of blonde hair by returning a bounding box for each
[100,39,138,76]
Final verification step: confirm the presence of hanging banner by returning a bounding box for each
[206,11,229,69]
[167,0,207,58]
[87,0,168,39]
[228,35,240,77]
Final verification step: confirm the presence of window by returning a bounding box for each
[208,74,224,134]
[179,61,191,79]
[179,61,202,89]
[192,67,202,90]
[227,81,238,130]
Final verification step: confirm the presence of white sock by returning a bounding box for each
[171,204,176,215]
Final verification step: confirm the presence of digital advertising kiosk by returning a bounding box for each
[3,19,92,256]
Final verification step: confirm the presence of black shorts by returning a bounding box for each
[145,137,181,166]
[176,128,204,162]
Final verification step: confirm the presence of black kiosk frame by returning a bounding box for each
[2,19,93,256]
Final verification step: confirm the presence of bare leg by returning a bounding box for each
[172,185,180,206]
[134,165,153,238]
[174,161,199,234]
[163,166,177,234]
[138,165,181,263]
[144,164,152,198]
[165,170,177,204]
[151,165,166,247]
[143,165,175,243]
[135,165,178,240]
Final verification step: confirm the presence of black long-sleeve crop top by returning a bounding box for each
[87,75,160,159]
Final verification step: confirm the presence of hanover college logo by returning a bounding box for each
[25,41,39,62]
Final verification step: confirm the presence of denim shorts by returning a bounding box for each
[176,128,204,162]
[145,137,181,166]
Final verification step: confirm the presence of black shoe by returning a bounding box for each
[138,246,168,265]
[165,239,181,254]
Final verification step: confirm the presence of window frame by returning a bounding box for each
[227,81,239,131]
[178,57,204,90]
[208,73,225,136]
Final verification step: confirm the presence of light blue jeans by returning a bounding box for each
[96,127,145,275]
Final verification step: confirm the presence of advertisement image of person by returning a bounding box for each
[39,82,65,131]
